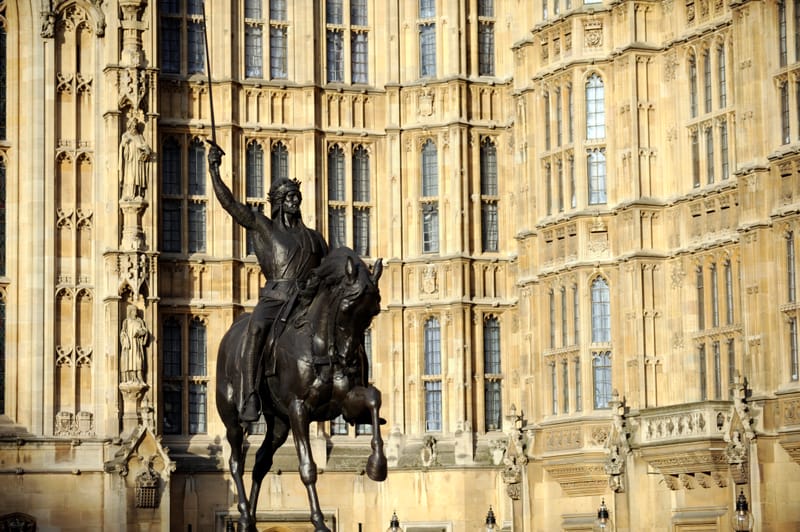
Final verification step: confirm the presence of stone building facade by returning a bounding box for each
[0,0,799,530]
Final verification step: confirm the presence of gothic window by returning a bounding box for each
[587,149,606,205]
[710,262,720,327]
[351,0,368,25]
[244,0,263,78]
[561,359,569,413]
[188,139,207,254]
[328,207,346,249]
[691,130,700,187]
[419,1,436,79]
[549,289,556,348]
[689,54,698,118]
[246,142,265,198]
[574,355,582,412]
[478,2,495,78]
[327,0,343,23]
[0,299,4,414]
[725,259,735,324]
[718,45,727,108]
[557,160,564,213]
[713,340,722,400]
[573,285,580,345]
[550,362,558,414]
[560,286,568,347]
[789,232,797,303]
[697,266,705,330]
[271,141,288,182]
[544,92,551,150]
[569,156,576,209]
[781,82,790,144]
[699,343,708,400]
[422,140,438,196]
[556,88,563,147]
[327,30,344,82]
[591,277,610,343]
[791,317,799,381]
[330,415,348,435]
[352,31,369,84]
[269,23,288,79]
[703,51,712,114]
[796,0,800,60]
[160,2,181,74]
[353,145,371,256]
[567,84,574,143]
[545,163,552,215]
[585,74,605,140]
[727,339,736,396]
[480,138,499,252]
[422,203,439,254]
[720,120,730,180]
[0,19,5,140]
[592,351,612,409]
[705,127,715,184]
[0,160,4,276]
[162,316,209,435]
[424,317,442,432]
[161,137,207,254]
[328,145,345,201]
[780,1,788,67]
[483,316,502,431]
[328,145,347,249]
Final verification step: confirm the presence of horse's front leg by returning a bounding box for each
[342,385,387,482]
[288,399,330,532]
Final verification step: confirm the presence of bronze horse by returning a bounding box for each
[216,248,387,532]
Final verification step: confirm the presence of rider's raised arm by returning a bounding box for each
[207,143,267,230]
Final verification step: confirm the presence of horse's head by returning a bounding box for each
[302,247,383,331]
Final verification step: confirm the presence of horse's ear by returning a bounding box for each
[371,258,383,284]
[346,255,357,281]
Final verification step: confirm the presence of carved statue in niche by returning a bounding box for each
[120,304,149,383]
[119,117,151,200]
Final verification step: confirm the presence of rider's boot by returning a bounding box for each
[239,329,263,422]
[240,390,261,422]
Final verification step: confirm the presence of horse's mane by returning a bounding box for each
[296,247,366,324]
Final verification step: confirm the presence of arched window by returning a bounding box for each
[327,145,345,201]
[424,317,442,431]
[483,316,502,431]
[585,74,605,140]
[421,139,438,196]
[246,142,264,198]
[592,351,612,409]
[271,141,288,182]
[689,54,698,118]
[587,149,607,205]
[590,277,610,343]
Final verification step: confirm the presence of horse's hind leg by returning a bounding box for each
[226,424,256,531]
[342,385,387,482]
[288,399,330,532]
[248,414,290,519]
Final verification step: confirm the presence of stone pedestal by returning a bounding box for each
[119,381,149,437]
[120,199,147,251]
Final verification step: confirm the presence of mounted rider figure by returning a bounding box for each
[208,143,329,422]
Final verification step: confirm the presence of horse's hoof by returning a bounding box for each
[366,453,387,481]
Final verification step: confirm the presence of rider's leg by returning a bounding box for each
[239,303,271,422]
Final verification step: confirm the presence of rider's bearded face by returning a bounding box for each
[282,190,301,216]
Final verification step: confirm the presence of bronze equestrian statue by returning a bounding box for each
[208,144,328,422]
[209,145,387,532]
